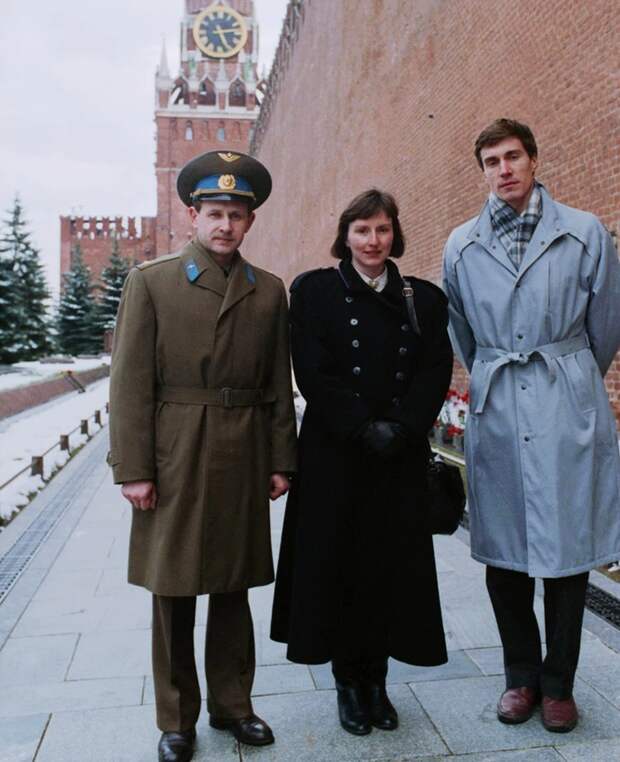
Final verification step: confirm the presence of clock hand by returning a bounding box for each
[213,24,240,48]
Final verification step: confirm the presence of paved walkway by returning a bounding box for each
[1,429,620,761]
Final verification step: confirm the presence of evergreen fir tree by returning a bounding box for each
[0,197,53,363]
[0,251,18,365]
[96,237,130,332]
[57,244,101,355]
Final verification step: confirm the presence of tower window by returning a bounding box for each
[185,121,193,141]
[229,79,246,107]
[216,126,226,142]
[199,79,216,106]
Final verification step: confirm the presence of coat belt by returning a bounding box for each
[157,386,274,407]
[473,334,589,414]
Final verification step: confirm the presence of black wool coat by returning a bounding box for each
[271,257,453,666]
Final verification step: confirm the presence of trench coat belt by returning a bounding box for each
[473,334,589,414]
[157,385,273,407]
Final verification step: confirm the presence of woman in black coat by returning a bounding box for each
[271,189,453,735]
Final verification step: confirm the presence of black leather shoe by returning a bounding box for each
[336,682,372,735]
[158,729,196,762]
[365,683,398,730]
[209,714,274,746]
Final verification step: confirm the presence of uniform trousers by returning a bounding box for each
[486,566,589,699]
[152,591,255,732]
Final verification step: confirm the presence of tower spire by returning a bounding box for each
[158,38,170,79]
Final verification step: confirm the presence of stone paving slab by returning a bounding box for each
[555,737,620,760]
[0,633,77,686]
[67,628,151,680]
[0,676,143,717]
[0,714,49,762]
[242,686,448,761]
[35,704,240,762]
[411,675,620,755]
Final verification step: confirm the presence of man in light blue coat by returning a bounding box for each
[443,118,620,733]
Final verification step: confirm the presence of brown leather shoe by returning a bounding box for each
[497,687,540,724]
[542,696,578,733]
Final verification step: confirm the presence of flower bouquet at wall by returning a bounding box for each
[432,389,469,452]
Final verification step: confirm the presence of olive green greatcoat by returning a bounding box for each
[108,240,297,596]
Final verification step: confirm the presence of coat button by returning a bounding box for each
[521,384,527,390]
[401,324,410,332]
[517,333,523,340]
[352,366,361,376]
[395,372,405,381]
[399,347,407,355]
[352,339,360,348]
[354,392,360,397]
[345,296,353,303]
[392,397,400,406]
[350,318,359,326]
[524,435,530,442]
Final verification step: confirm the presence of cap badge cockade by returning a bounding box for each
[218,152,241,163]
[218,174,237,190]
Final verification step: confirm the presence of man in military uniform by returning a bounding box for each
[109,151,297,762]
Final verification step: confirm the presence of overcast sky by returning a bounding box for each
[0,0,289,298]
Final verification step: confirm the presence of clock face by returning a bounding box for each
[193,4,248,59]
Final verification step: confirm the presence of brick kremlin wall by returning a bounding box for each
[243,0,620,423]
[59,216,156,293]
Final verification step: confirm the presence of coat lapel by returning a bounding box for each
[218,254,256,319]
[466,202,518,277]
[180,241,227,296]
[516,187,567,282]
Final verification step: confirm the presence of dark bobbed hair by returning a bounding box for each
[474,118,538,169]
[330,188,405,259]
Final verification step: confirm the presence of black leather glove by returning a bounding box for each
[359,420,409,460]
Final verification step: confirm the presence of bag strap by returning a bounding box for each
[402,277,421,336]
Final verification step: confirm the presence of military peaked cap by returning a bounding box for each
[177,150,272,209]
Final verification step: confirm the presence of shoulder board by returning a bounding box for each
[137,252,180,271]
[289,267,333,292]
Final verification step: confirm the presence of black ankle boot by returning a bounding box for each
[335,681,372,735]
[365,683,398,730]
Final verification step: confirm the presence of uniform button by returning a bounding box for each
[392,397,400,406]
[401,324,410,332]
[350,318,359,326]
[517,333,524,340]
[352,339,360,348]
[524,435,530,442]
[354,392,360,398]
[345,296,353,303]
[515,283,521,289]
[352,366,361,376]
[521,384,527,390]
[395,372,405,381]
[399,346,407,355]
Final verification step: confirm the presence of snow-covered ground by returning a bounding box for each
[0,378,110,525]
[0,356,111,392]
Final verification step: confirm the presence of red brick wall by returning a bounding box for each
[59,217,156,293]
[243,0,620,424]
[0,365,110,421]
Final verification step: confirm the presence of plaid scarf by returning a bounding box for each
[488,183,542,270]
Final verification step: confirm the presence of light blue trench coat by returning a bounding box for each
[442,185,620,577]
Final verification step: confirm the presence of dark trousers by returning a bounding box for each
[486,565,588,699]
[152,591,255,731]
[332,655,389,686]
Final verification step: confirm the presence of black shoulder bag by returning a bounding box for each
[402,278,466,535]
